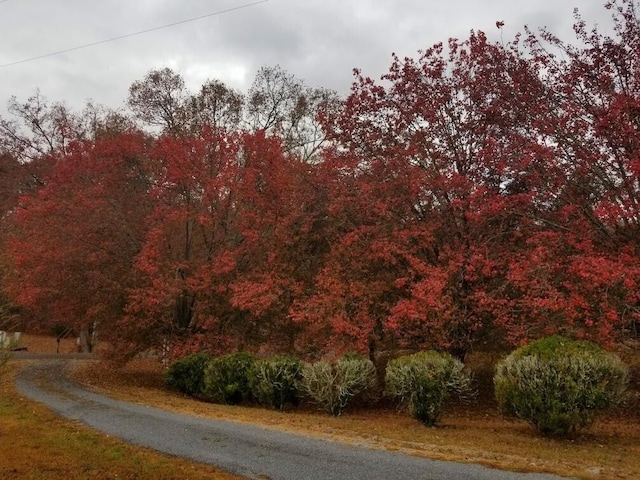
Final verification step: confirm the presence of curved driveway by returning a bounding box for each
[15,359,570,480]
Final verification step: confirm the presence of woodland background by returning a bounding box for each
[1,0,639,362]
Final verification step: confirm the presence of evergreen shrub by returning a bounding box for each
[494,335,629,436]
[385,350,471,426]
[203,352,255,404]
[250,355,302,410]
[298,353,376,416]
[164,352,212,396]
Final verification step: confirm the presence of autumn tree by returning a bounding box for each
[121,67,338,359]
[0,94,133,211]
[128,66,339,159]
[125,70,244,354]
[492,0,640,343]
[121,129,241,356]
[308,1,640,356]
[0,94,74,268]
[128,68,190,136]
[305,30,558,359]
[121,128,330,359]
[189,79,244,132]
[3,2,638,362]
[0,92,127,162]
[246,65,340,161]
[128,68,245,135]
[224,132,330,353]
[0,91,73,161]
[3,132,151,352]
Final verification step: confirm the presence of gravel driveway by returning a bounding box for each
[15,359,571,480]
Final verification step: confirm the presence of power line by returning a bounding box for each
[0,0,269,68]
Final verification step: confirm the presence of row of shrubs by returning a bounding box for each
[164,336,631,436]
[165,349,470,425]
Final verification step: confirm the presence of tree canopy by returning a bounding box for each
[1,0,638,359]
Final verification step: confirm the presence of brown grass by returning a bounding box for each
[13,333,81,354]
[0,362,241,480]
[11,335,640,479]
[72,351,640,480]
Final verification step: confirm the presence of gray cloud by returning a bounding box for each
[0,0,613,117]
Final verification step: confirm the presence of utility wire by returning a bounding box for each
[0,0,269,68]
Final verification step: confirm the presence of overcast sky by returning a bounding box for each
[0,0,613,118]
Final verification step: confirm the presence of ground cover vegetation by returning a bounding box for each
[1,0,639,442]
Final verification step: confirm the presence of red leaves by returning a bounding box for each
[119,130,328,355]
[4,3,640,360]
[310,1,640,355]
[3,133,150,350]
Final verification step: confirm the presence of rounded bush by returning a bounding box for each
[250,355,302,410]
[298,353,376,416]
[385,350,471,426]
[164,352,212,396]
[203,352,255,405]
[494,335,629,436]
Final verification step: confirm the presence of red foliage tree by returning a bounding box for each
[4,3,639,361]
[307,31,554,358]
[122,128,241,357]
[494,0,640,343]
[122,129,328,359]
[3,133,150,351]
[308,1,640,357]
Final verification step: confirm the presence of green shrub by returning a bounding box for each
[298,353,376,416]
[250,355,302,410]
[203,352,255,405]
[494,335,629,436]
[385,350,471,426]
[164,352,212,396]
